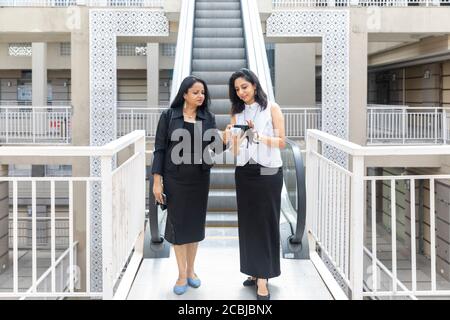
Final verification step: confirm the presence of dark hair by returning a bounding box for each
[228,68,268,115]
[170,75,210,110]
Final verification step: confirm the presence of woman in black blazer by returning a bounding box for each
[151,76,221,295]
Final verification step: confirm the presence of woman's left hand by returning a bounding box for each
[246,120,254,129]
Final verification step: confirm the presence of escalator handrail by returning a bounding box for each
[241,0,275,102]
[285,138,306,244]
[170,0,195,102]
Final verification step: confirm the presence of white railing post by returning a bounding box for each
[130,109,134,133]
[100,155,114,300]
[32,108,36,143]
[350,154,364,300]
[434,107,438,143]
[66,107,70,143]
[402,108,406,144]
[369,108,373,144]
[135,134,146,240]
[306,131,319,238]
[443,109,448,144]
[303,109,307,138]
[5,107,9,143]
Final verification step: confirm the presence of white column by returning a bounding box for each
[0,165,9,275]
[147,43,159,107]
[32,43,48,106]
[348,17,368,145]
[275,43,316,106]
[71,6,90,292]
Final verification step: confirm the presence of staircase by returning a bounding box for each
[191,0,247,227]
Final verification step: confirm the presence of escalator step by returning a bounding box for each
[195,2,240,10]
[210,98,232,114]
[194,27,243,38]
[192,59,246,71]
[195,10,241,19]
[193,48,245,60]
[192,71,235,84]
[193,37,244,48]
[195,18,242,28]
[208,85,230,99]
[206,211,238,227]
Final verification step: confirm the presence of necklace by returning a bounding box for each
[183,112,195,119]
[244,103,259,124]
[183,105,196,120]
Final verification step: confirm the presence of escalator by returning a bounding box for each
[145,0,308,260]
[192,0,245,228]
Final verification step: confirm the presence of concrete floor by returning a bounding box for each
[0,249,66,292]
[127,227,333,300]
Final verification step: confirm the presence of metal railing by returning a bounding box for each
[8,216,69,249]
[0,100,71,106]
[272,0,450,8]
[283,106,322,139]
[0,106,72,144]
[306,129,450,299]
[117,106,168,138]
[0,0,164,7]
[117,105,320,139]
[367,105,450,144]
[0,130,146,299]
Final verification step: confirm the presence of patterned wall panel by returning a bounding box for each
[89,9,168,291]
[266,10,349,165]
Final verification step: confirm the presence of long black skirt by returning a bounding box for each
[163,165,210,245]
[235,163,283,279]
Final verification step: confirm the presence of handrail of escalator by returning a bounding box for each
[241,0,274,101]
[285,138,307,245]
[170,0,195,102]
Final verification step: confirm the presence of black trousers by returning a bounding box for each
[235,163,283,279]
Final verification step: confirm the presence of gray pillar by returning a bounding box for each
[71,6,90,291]
[147,43,159,107]
[0,165,9,275]
[348,17,367,145]
[275,43,316,106]
[32,42,48,106]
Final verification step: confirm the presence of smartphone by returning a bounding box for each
[155,193,167,210]
[233,124,250,132]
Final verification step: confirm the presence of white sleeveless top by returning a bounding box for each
[234,101,283,168]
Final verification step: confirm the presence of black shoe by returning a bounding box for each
[243,277,256,287]
[256,279,270,300]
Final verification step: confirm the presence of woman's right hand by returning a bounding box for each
[224,124,233,143]
[153,176,164,204]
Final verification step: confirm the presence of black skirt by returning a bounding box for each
[235,163,283,279]
[163,165,210,245]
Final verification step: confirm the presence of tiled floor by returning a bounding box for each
[127,227,333,300]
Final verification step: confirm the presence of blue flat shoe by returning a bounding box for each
[187,274,201,288]
[173,282,188,295]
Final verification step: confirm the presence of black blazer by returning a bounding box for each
[151,106,222,176]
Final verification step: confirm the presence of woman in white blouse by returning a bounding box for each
[224,68,286,300]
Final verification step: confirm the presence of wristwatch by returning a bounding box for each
[253,131,260,144]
